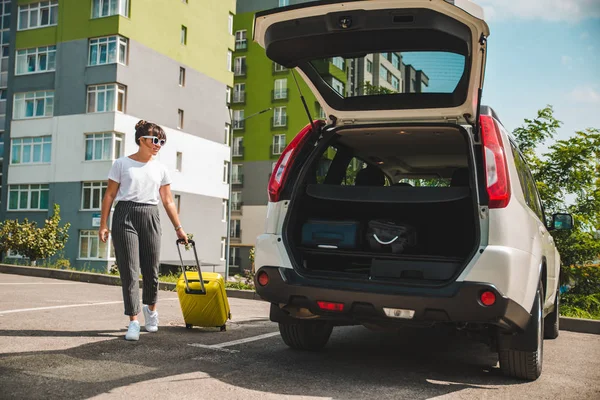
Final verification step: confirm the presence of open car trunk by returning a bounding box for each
[283,124,480,285]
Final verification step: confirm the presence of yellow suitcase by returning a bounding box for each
[175,239,231,331]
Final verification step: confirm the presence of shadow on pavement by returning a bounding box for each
[0,323,525,399]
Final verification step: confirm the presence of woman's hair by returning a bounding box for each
[134,120,166,145]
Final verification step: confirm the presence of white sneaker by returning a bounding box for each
[125,320,140,341]
[143,305,159,333]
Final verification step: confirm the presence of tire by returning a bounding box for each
[544,290,560,339]
[279,321,333,351]
[498,281,544,380]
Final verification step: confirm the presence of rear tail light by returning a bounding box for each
[256,270,269,286]
[268,120,325,203]
[480,291,496,306]
[317,301,345,312]
[480,115,511,208]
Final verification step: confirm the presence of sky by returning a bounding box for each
[475,0,600,145]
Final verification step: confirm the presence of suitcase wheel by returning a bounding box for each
[185,324,193,330]
[220,325,226,332]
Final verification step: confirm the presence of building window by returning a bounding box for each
[92,0,129,19]
[0,90,6,101]
[233,83,245,103]
[222,200,227,221]
[89,36,128,66]
[230,219,241,238]
[330,77,344,95]
[179,67,186,87]
[391,76,400,91]
[13,91,54,119]
[273,107,287,127]
[17,1,58,30]
[233,137,243,157]
[231,191,242,211]
[81,182,107,210]
[224,123,231,145]
[228,13,233,35]
[273,79,287,100]
[272,134,286,155]
[225,86,232,105]
[8,184,49,210]
[232,110,244,130]
[174,194,181,213]
[79,230,110,260]
[391,53,400,69]
[227,50,233,72]
[223,161,229,183]
[234,56,246,76]
[279,0,290,7]
[16,46,56,75]
[176,152,183,171]
[220,237,226,260]
[87,84,126,113]
[181,25,187,45]
[366,59,373,73]
[332,57,344,70]
[273,63,287,73]
[232,164,243,184]
[177,109,184,129]
[235,30,247,50]
[85,132,123,161]
[11,136,52,164]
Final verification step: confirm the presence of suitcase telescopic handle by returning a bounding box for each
[176,239,206,295]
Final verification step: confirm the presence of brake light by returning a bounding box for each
[257,270,269,286]
[480,291,496,306]
[317,301,344,312]
[480,115,511,208]
[268,120,325,203]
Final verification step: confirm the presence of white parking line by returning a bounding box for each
[0,298,178,315]
[188,331,280,353]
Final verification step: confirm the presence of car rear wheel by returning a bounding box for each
[544,289,560,339]
[498,281,544,380]
[279,320,333,351]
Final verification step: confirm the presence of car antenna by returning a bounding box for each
[291,69,317,134]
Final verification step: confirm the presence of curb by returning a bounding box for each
[559,317,600,335]
[2,264,598,332]
[0,263,263,301]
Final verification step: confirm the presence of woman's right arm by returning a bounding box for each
[99,179,120,243]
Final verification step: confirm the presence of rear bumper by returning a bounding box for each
[255,266,531,331]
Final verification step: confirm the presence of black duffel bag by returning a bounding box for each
[366,220,417,254]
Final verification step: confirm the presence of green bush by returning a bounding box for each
[560,264,600,320]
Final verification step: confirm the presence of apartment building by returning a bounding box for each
[0,0,235,272]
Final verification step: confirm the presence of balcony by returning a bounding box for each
[232,174,244,185]
[234,65,247,78]
[230,228,242,239]
[232,91,245,104]
[232,120,245,131]
[235,40,248,51]
[271,89,288,102]
[231,202,243,213]
[271,116,287,129]
[232,145,244,158]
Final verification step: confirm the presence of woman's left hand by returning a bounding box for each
[176,228,188,244]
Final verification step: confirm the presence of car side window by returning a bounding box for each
[510,142,544,221]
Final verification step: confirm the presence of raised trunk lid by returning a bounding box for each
[254,0,490,125]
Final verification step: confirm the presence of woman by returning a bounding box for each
[99,120,187,341]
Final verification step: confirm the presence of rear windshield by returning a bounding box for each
[309,51,466,97]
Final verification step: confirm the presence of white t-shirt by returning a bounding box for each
[108,156,172,205]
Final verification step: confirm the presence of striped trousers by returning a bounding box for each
[112,201,162,316]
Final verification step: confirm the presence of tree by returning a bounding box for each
[363,82,395,95]
[512,105,600,269]
[0,204,71,265]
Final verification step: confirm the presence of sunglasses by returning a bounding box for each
[141,136,166,146]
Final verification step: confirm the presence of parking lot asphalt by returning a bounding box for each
[0,274,599,400]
